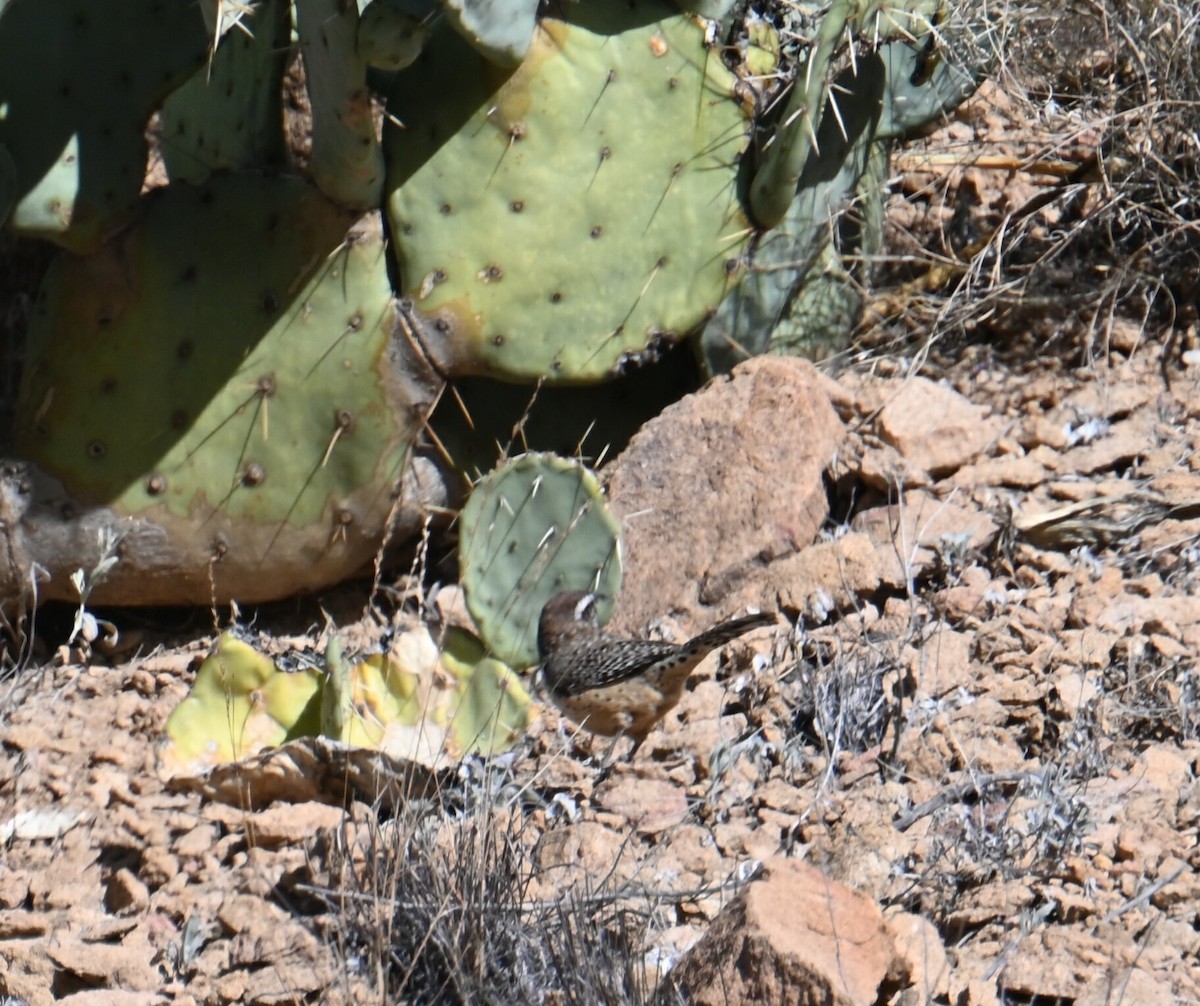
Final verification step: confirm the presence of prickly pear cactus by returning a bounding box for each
[459,453,622,666]
[161,626,531,778]
[0,0,210,250]
[384,1,754,383]
[11,174,441,605]
[159,634,324,773]
[702,2,986,369]
[157,0,291,184]
[329,627,531,759]
[0,0,988,613]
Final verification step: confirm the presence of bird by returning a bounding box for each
[537,590,775,757]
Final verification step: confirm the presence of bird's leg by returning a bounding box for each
[593,730,642,785]
[597,731,626,769]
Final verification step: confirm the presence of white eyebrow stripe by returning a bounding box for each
[574,593,596,622]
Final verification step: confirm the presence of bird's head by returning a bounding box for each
[537,590,607,657]
[540,589,604,628]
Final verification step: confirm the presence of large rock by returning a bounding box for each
[872,376,1003,480]
[662,858,903,1006]
[605,356,844,633]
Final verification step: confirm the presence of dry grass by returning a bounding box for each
[858,0,1200,375]
[307,769,676,1005]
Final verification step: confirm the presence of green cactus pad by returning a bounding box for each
[160,634,324,774]
[384,1,753,383]
[162,627,529,776]
[13,174,433,598]
[459,453,622,666]
[0,0,209,249]
[157,0,290,184]
[440,627,531,756]
[296,0,384,211]
[357,0,428,70]
[332,627,531,759]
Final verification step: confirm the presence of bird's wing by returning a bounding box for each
[553,638,679,695]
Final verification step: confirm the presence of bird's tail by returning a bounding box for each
[688,611,775,653]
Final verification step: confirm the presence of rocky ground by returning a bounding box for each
[3,8,1200,1004]
[1,336,1198,1004]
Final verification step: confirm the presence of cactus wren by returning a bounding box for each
[537,590,774,754]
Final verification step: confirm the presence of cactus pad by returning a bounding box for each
[162,627,530,777]
[159,634,324,774]
[329,627,531,760]
[384,1,753,383]
[157,0,291,184]
[459,453,622,666]
[0,0,209,249]
[13,174,437,604]
[296,0,385,211]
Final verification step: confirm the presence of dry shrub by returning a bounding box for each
[313,766,672,1006]
[864,0,1200,369]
